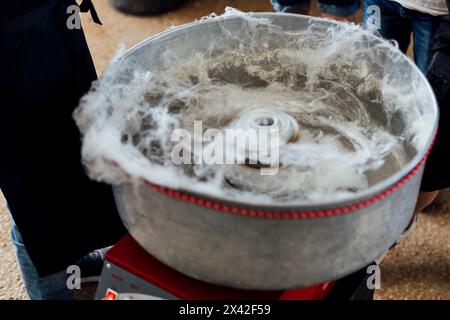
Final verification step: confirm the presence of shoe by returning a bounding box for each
[76,247,110,283]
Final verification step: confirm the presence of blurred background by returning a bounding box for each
[0,0,448,300]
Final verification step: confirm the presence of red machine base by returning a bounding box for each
[96,234,335,300]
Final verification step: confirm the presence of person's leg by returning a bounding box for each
[415,191,440,213]
[362,0,412,53]
[318,0,360,22]
[325,263,377,300]
[412,13,445,73]
[10,218,74,300]
[10,215,107,299]
[271,0,310,14]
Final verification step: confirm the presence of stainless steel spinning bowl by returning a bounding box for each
[111,14,438,290]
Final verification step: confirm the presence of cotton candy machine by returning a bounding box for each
[75,11,438,290]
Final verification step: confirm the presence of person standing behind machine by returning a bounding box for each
[415,0,450,212]
[0,0,126,299]
[363,0,448,73]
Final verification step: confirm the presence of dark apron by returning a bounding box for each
[421,3,450,192]
[0,0,125,276]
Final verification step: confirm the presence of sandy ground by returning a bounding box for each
[0,0,449,300]
[0,198,27,300]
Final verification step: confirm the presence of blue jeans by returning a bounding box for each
[271,0,360,16]
[362,0,445,73]
[10,218,74,300]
